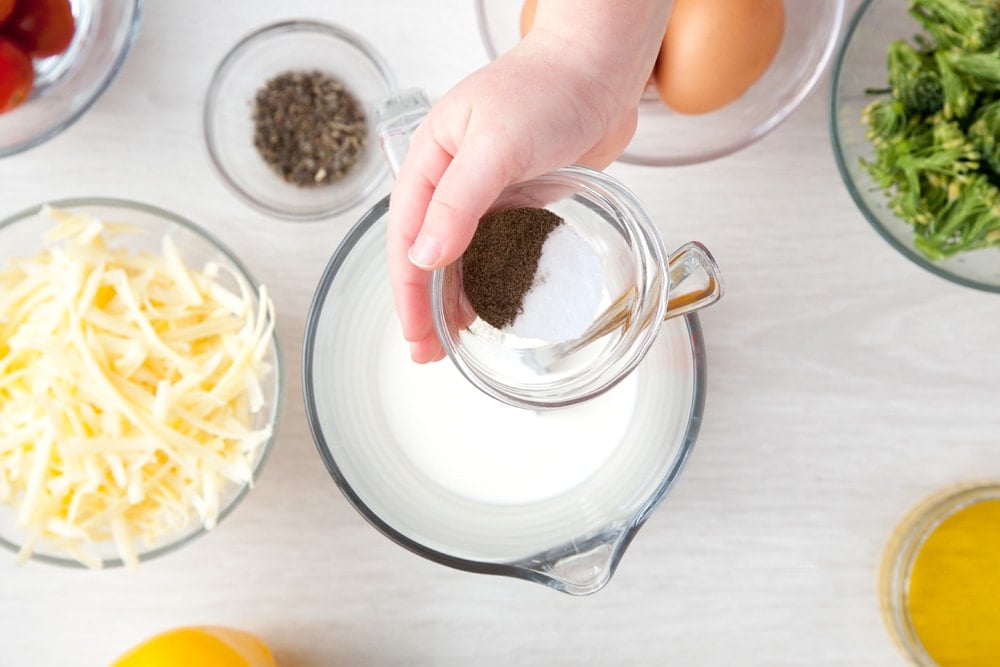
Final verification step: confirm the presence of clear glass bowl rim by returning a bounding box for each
[0,196,285,568]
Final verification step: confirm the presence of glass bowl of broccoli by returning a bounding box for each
[831,0,1000,291]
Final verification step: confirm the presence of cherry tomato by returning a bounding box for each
[0,37,33,112]
[0,0,17,25]
[4,0,75,58]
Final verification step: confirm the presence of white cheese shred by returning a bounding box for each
[0,208,276,569]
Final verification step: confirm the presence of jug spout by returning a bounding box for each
[373,88,432,179]
[519,528,631,596]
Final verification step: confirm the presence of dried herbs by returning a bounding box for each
[461,207,564,329]
[252,70,367,187]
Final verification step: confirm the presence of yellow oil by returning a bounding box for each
[907,499,1000,666]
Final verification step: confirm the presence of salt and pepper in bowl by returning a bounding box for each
[461,207,603,344]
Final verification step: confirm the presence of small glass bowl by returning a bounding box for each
[204,20,398,221]
[830,0,1000,291]
[0,198,284,568]
[0,0,142,158]
[369,88,723,411]
[880,483,1000,666]
[475,0,845,166]
[432,165,671,409]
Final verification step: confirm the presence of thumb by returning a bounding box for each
[407,134,516,270]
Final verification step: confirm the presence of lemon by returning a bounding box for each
[111,626,276,667]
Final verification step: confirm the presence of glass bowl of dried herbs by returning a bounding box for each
[204,20,397,221]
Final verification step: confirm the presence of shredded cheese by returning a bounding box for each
[0,206,276,569]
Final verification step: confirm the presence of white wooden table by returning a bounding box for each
[3,1,998,664]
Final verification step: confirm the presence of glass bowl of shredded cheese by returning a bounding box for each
[0,199,282,569]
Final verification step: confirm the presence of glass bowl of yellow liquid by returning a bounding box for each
[881,483,1000,666]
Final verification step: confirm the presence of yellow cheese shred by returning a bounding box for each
[0,206,276,569]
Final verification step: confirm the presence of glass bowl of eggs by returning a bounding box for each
[0,198,283,569]
[475,0,846,165]
[0,0,142,158]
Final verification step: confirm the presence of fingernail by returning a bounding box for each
[408,234,442,268]
[409,342,426,363]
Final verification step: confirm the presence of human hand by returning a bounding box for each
[387,1,669,363]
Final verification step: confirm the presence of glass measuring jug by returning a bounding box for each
[301,88,717,595]
[375,89,723,409]
[303,195,706,595]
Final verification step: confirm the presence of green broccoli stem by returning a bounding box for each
[863,2,1000,261]
[886,40,946,116]
[947,51,1000,89]
[935,51,977,118]
[969,98,1000,173]
[910,0,996,51]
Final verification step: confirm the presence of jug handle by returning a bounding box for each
[663,241,724,321]
[372,88,432,179]
[530,241,722,369]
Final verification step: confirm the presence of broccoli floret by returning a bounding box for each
[945,50,1000,92]
[886,40,945,116]
[862,98,908,148]
[914,174,1000,258]
[863,117,984,251]
[899,121,980,177]
[861,1,1000,260]
[968,97,1000,173]
[906,70,946,116]
[987,9,1000,48]
[910,0,1000,52]
[935,50,979,119]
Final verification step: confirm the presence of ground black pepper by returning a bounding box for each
[252,70,367,187]
[461,207,563,329]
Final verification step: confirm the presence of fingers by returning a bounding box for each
[407,131,514,271]
[387,124,454,360]
[387,110,517,363]
[409,331,447,364]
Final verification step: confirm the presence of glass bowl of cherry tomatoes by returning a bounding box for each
[0,0,141,158]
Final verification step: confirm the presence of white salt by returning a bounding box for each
[509,224,603,343]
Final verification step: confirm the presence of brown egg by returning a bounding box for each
[655,0,785,115]
[520,0,537,38]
